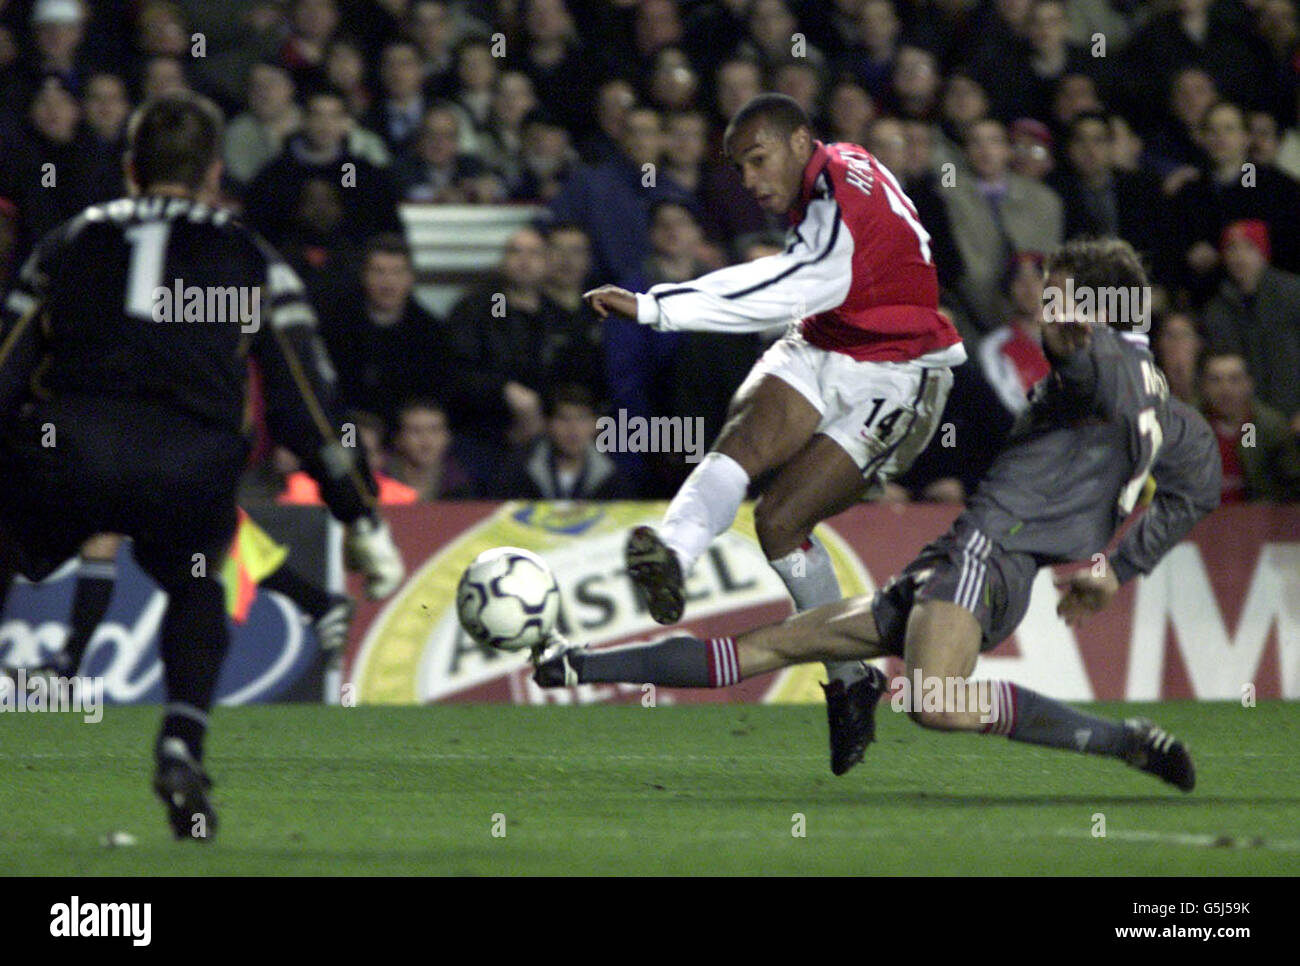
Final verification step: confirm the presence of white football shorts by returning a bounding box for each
[736,331,956,483]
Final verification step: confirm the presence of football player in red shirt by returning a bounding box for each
[584,94,965,775]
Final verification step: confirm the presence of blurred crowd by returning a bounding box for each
[0,0,1298,503]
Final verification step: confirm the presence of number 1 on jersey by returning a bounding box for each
[124,222,171,320]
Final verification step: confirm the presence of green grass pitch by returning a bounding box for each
[2,701,1297,875]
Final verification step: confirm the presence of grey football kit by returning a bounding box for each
[873,325,1222,652]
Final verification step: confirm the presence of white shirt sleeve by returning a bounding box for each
[635,195,855,333]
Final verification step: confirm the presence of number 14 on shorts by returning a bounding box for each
[860,397,905,442]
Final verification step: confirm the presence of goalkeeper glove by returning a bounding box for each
[344,514,405,599]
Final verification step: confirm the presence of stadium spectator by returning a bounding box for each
[493,384,632,499]
[549,105,693,291]
[448,35,498,152]
[363,40,429,157]
[825,78,876,146]
[394,101,503,202]
[388,398,476,500]
[1247,109,1280,167]
[1171,102,1300,292]
[1049,71,1104,133]
[935,71,990,173]
[1008,118,1055,181]
[740,0,825,77]
[222,62,301,190]
[1048,111,1163,263]
[134,1,189,61]
[278,0,339,95]
[1066,0,1142,49]
[579,77,634,165]
[1021,0,1098,123]
[19,76,121,240]
[1275,88,1300,180]
[944,117,1064,330]
[477,71,538,184]
[1115,0,1275,133]
[141,55,189,101]
[711,57,763,141]
[18,0,91,105]
[541,222,605,401]
[323,36,373,116]
[318,234,454,426]
[508,108,575,202]
[244,88,401,246]
[442,226,566,450]
[81,72,131,151]
[1153,311,1203,407]
[835,0,901,104]
[407,0,458,99]
[648,47,701,114]
[277,176,359,312]
[1201,220,1300,431]
[977,252,1050,417]
[1143,66,1216,181]
[887,45,941,122]
[511,0,597,139]
[1198,350,1300,503]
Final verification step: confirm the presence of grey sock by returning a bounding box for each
[989,681,1130,757]
[574,635,736,688]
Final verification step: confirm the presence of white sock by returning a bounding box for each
[660,452,750,574]
[768,534,866,686]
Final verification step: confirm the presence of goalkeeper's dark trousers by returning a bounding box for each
[0,395,248,759]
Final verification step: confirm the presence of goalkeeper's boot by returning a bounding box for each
[153,738,219,842]
[823,664,889,776]
[532,633,582,688]
[1123,717,1195,792]
[625,526,685,625]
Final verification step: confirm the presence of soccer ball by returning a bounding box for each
[456,547,560,651]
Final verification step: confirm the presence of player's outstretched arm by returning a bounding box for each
[630,196,854,334]
[1107,399,1221,585]
[251,249,405,597]
[1057,400,1221,625]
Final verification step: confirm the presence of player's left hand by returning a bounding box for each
[583,285,639,320]
[1054,566,1120,627]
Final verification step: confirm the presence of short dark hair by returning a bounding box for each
[547,383,596,418]
[648,197,695,224]
[543,220,589,241]
[128,92,224,191]
[363,232,413,264]
[1043,237,1151,331]
[723,93,810,151]
[1196,346,1247,380]
[397,397,448,425]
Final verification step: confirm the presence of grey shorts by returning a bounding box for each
[871,518,1038,654]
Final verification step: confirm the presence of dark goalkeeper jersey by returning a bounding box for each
[0,194,377,523]
[961,325,1221,582]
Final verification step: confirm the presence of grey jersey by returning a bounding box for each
[961,326,1221,580]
